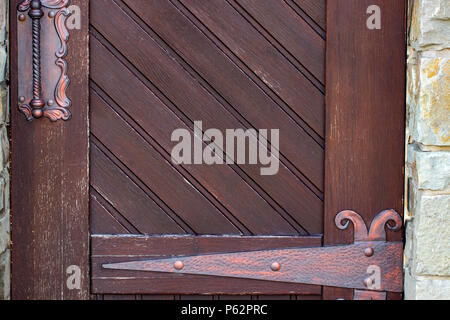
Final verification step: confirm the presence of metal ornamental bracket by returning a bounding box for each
[104,210,404,299]
[17,0,72,122]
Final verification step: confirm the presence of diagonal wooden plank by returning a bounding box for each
[91,83,252,235]
[292,0,326,30]
[91,143,187,235]
[113,0,324,192]
[90,92,241,235]
[90,192,133,235]
[226,0,324,88]
[90,35,323,234]
[168,0,324,144]
[234,0,325,82]
[90,87,303,235]
[179,0,324,135]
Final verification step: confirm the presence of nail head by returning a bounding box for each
[271,262,281,272]
[174,261,184,271]
[364,248,374,257]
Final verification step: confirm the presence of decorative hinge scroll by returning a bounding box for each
[103,210,404,295]
[17,0,72,122]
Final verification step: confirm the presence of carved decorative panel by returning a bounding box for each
[17,0,72,121]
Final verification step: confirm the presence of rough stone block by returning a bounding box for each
[0,250,10,300]
[0,210,9,255]
[408,146,450,191]
[412,55,450,146]
[2,171,9,212]
[0,0,6,44]
[0,87,8,125]
[0,126,8,172]
[0,47,6,84]
[410,0,450,50]
[405,271,450,300]
[411,194,450,276]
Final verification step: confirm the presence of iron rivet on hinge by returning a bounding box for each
[174,261,184,271]
[18,14,26,21]
[48,11,56,18]
[364,248,374,257]
[271,262,281,272]
[47,99,55,106]
[19,96,26,103]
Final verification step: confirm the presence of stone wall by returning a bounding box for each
[0,0,9,300]
[405,0,450,300]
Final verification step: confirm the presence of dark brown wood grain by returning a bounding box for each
[90,144,186,235]
[90,0,325,236]
[292,0,326,30]
[9,0,406,300]
[11,0,89,299]
[89,32,322,235]
[234,0,325,82]
[119,0,325,193]
[179,0,324,136]
[90,193,131,235]
[90,89,243,235]
[324,0,406,300]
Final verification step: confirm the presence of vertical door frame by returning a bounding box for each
[10,0,90,300]
[9,0,406,299]
[324,0,406,299]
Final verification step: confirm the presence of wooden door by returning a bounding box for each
[10,0,406,300]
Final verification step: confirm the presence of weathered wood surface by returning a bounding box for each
[10,0,406,301]
[89,0,325,239]
[11,0,90,299]
[324,0,406,300]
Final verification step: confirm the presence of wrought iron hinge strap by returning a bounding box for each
[18,0,72,122]
[104,210,404,293]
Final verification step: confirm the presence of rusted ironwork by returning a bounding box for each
[104,240,402,292]
[17,0,71,121]
[174,261,184,271]
[335,209,402,242]
[364,247,374,257]
[270,262,281,272]
[18,0,45,120]
[103,210,403,295]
